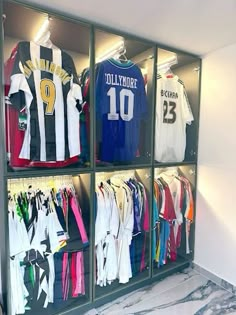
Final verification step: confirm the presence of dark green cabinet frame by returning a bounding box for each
[0,0,202,314]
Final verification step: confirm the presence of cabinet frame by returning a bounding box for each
[0,0,202,314]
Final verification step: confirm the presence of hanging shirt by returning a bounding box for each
[96,58,147,162]
[8,201,31,257]
[61,190,89,251]
[155,73,194,162]
[116,184,134,283]
[9,41,83,162]
[95,184,119,286]
[179,176,194,254]
[5,44,31,169]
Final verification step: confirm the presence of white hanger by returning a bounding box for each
[158,54,178,77]
[34,18,58,49]
[35,30,58,49]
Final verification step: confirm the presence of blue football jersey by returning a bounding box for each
[96,58,147,162]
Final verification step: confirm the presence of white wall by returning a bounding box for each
[195,43,236,285]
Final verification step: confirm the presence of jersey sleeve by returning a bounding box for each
[67,83,83,108]
[137,68,148,118]
[66,82,83,158]
[63,51,83,108]
[8,42,33,112]
[4,44,18,98]
[62,50,80,85]
[183,86,194,125]
[63,52,83,158]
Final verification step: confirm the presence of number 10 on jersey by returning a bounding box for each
[107,87,134,121]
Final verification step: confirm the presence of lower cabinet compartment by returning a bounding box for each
[8,174,91,315]
[6,165,196,315]
[152,165,196,276]
[94,168,151,299]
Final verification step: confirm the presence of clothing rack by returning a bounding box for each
[8,175,74,193]
[155,166,178,177]
[157,54,178,73]
[96,170,136,184]
[155,166,195,178]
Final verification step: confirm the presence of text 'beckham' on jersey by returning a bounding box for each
[9,41,83,162]
[96,58,148,163]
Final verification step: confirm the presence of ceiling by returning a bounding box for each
[8,0,236,56]
[3,2,154,59]
[4,1,199,71]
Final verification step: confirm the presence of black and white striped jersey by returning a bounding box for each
[9,41,83,162]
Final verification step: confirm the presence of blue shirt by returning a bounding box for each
[96,58,147,162]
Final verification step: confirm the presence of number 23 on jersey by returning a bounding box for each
[163,100,176,124]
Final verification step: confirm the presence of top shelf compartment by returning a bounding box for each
[3,2,92,174]
[2,1,200,177]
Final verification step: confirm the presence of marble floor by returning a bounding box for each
[86,268,236,315]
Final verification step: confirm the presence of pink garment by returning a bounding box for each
[71,252,77,297]
[69,194,89,245]
[71,251,85,297]
[62,252,69,301]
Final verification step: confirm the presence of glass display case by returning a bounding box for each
[95,29,155,167]
[0,1,201,314]
[3,2,91,173]
[8,174,91,315]
[152,165,196,275]
[94,168,151,299]
[155,48,200,164]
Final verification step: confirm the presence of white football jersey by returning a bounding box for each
[155,73,194,162]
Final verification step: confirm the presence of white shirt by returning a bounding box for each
[155,73,194,162]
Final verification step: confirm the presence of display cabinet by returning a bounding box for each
[0,1,201,314]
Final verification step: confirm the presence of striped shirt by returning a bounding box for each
[9,41,83,162]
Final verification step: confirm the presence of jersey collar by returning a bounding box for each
[108,58,134,68]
